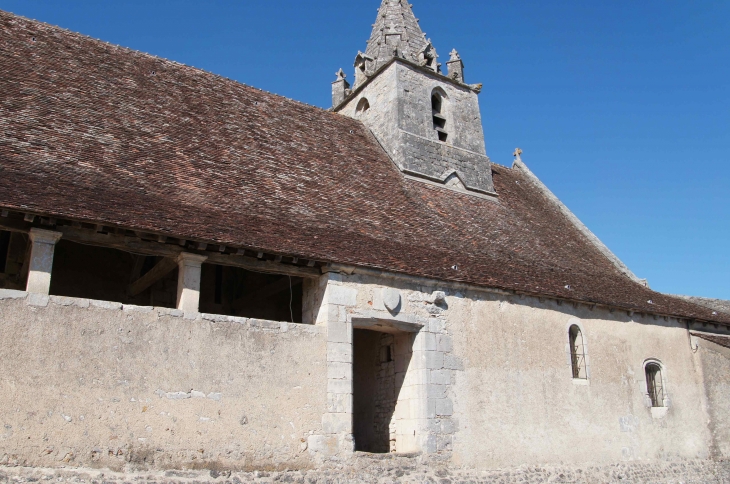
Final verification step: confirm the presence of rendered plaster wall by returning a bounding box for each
[321,271,715,469]
[694,340,730,458]
[0,290,326,471]
[450,294,712,469]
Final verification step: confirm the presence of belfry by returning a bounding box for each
[333,0,495,195]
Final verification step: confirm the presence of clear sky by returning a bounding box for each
[3,0,728,299]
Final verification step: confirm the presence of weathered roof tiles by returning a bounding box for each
[0,10,727,325]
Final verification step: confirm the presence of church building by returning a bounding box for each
[0,1,728,481]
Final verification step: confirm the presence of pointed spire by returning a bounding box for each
[362,0,431,73]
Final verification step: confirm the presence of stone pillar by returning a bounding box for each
[332,68,351,108]
[446,49,465,83]
[26,228,62,295]
[176,253,207,312]
[392,291,458,455]
[308,272,357,456]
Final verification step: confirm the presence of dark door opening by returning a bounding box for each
[353,328,412,453]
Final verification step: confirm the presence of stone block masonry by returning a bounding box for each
[309,273,357,456]
[337,61,495,195]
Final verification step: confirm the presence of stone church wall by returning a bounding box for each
[450,294,710,469]
[318,269,718,470]
[0,270,725,478]
[0,291,326,471]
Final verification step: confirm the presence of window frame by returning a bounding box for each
[644,359,667,408]
[356,97,370,116]
[565,319,590,382]
[430,88,449,143]
[569,324,587,380]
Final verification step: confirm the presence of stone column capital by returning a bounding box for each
[29,228,63,245]
[176,252,208,266]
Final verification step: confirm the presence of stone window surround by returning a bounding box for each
[565,318,591,382]
[642,358,669,417]
[430,86,450,144]
[355,97,370,116]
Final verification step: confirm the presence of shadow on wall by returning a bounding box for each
[353,328,412,453]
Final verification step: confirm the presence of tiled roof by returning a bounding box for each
[692,332,730,350]
[0,11,727,325]
[673,296,730,316]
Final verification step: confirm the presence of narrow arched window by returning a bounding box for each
[645,362,665,407]
[569,325,587,379]
[431,91,448,142]
[356,97,370,116]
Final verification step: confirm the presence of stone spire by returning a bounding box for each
[358,0,437,82]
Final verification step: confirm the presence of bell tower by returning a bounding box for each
[333,0,495,196]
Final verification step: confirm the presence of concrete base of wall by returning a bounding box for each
[1,458,729,483]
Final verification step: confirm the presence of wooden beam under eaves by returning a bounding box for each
[0,218,322,278]
[0,217,322,279]
[127,257,178,297]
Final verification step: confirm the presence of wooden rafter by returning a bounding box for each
[127,257,178,297]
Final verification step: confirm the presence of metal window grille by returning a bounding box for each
[569,325,587,379]
[646,363,664,407]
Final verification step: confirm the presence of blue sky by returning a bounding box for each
[3,0,728,299]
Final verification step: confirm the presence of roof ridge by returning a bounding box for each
[0,9,332,114]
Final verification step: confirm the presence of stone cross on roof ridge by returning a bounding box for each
[364,0,431,72]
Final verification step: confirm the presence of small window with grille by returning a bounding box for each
[569,325,587,379]
[645,362,665,407]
